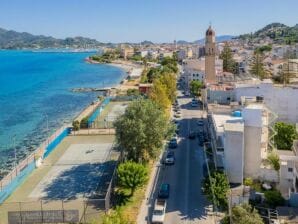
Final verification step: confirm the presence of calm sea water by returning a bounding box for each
[0,50,125,171]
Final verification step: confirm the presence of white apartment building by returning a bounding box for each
[207,79,298,123]
[208,99,278,185]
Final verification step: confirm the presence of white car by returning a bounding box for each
[152,199,167,224]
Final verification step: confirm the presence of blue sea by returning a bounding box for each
[0,50,125,172]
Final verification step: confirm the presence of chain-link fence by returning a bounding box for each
[0,199,106,224]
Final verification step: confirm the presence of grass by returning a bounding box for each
[116,162,153,223]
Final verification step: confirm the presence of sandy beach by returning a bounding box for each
[86,58,144,91]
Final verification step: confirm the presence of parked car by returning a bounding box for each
[203,163,208,178]
[169,138,178,148]
[158,183,170,199]
[191,101,198,107]
[165,151,175,165]
[174,113,181,118]
[188,131,196,139]
[152,199,167,224]
[197,120,204,126]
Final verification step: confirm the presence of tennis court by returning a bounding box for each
[0,135,118,223]
[29,143,112,200]
[91,101,129,128]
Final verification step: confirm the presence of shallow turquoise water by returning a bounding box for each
[0,50,125,170]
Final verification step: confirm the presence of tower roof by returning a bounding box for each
[206,26,215,36]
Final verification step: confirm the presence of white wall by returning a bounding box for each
[235,82,298,123]
[244,126,262,178]
[224,127,244,183]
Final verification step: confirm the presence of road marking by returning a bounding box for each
[184,99,190,224]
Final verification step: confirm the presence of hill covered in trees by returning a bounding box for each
[0,27,103,49]
[239,23,298,44]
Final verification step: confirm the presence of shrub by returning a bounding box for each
[264,190,285,207]
[80,117,89,129]
[72,120,80,131]
[244,178,253,186]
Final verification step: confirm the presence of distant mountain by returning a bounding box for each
[140,40,154,46]
[238,23,298,44]
[0,27,104,49]
[193,35,235,45]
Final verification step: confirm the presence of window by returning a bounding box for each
[288,167,293,172]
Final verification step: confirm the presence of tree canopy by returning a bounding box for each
[149,79,171,112]
[274,122,298,150]
[219,43,237,73]
[202,171,229,209]
[190,80,203,97]
[117,161,148,196]
[222,203,264,224]
[114,98,173,162]
[249,52,270,80]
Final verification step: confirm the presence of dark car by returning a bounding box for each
[197,120,204,126]
[158,183,170,198]
[169,138,178,148]
[188,131,196,139]
[203,163,208,178]
[165,151,175,165]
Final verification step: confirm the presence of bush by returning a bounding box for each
[264,190,285,207]
[202,171,229,210]
[80,117,89,129]
[102,208,132,224]
[274,122,298,150]
[127,88,140,96]
[244,178,253,186]
[72,120,80,131]
[117,161,148,196]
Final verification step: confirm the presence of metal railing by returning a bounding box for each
[0,125,69,194]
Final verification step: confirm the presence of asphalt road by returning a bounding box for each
[151,91,214,224]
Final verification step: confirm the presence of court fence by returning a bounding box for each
[0,147,123,224]
[0,199,106,224]
[0,126,71,204]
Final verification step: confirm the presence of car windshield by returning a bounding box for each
[153,210,164,215]
[161,184,168,191]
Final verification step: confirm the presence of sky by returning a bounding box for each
[0,0,298,43]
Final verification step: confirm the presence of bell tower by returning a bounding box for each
[205,26,216,83]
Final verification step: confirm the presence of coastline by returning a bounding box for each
[0,53,131,178]
[86,57,143,91]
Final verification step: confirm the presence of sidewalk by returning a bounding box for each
[137,157,162,224]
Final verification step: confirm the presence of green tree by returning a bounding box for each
[222,203,264,224]
[202,171,229,209]
[114,99,173,162]
[274,122,298,150]
[149,79,171,112]
[255,45,272,54]
[72,120,80,131]
[159,73,177,103]
[80,117,89,129]
[117,161,148,196]
[219,43,236,73]
[190,80,203,97]
[264,190,285,207]
[126,88,140,96]
[250,52,270,80]
[267,152,280,171]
